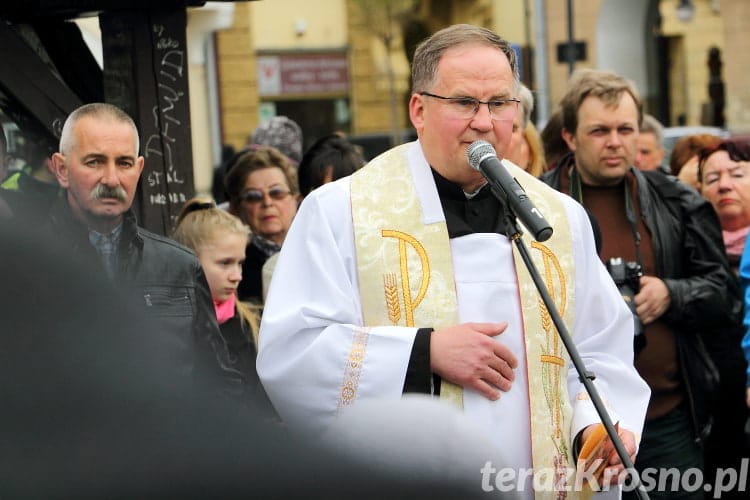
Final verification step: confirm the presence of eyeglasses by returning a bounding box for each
[419,92,521,121]
[239,187,292,204]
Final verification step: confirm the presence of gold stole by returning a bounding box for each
[351,143,583,499]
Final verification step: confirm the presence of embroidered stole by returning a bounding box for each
[350,143,582,499]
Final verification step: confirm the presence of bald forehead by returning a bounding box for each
[70,115,139,155]
[435,43,516,93]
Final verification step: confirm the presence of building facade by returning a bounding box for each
[212,0,748,165]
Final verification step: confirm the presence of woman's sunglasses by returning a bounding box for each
[239,187,292,204]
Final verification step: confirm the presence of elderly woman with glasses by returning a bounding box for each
[225,146,300,303]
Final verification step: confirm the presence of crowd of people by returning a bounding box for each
[1,22,750,499]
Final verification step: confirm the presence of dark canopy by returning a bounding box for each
[0,1,242,235]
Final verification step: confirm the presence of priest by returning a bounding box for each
[258,24,650,498]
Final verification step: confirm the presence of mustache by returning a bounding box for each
[90,184,128,202]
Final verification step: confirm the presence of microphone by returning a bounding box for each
[466,140,553,242]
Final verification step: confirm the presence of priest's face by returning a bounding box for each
[409,43,516,193]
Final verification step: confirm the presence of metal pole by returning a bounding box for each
[567,0,575,75]
[533,0,550,126]
[503,210,650,500]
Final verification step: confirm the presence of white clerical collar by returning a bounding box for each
[463,181,488,199]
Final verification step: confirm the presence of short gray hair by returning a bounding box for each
[640,114,664,144]
[517,84,534,128]
[411,24,519,94]
[59,103,139,155]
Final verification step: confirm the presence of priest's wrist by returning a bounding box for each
[403,328,435,394]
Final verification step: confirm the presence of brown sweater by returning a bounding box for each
[560,167,682,420]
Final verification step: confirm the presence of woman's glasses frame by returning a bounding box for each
[239,186,293,204]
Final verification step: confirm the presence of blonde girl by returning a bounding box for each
[174,197,269,407]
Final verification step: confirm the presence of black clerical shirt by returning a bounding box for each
[431,167,506,238]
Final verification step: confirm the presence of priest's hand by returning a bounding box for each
[580,424,637,487]
[634,275,670,325]
[430,322,517,400]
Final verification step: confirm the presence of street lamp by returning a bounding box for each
[676,0,695,23]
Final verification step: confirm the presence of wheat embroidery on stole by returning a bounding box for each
[533,241,571,499]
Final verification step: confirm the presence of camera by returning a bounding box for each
[606,258,645,353]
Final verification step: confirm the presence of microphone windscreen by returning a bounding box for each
[466,140,496,171]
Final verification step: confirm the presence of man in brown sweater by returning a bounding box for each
[543,69,742,499]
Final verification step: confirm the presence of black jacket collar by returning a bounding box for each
[49,196,144,254]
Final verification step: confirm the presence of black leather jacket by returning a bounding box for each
[543,164,742,440]
[47,199,222,379]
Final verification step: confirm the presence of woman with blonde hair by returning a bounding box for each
[173,197,271,410]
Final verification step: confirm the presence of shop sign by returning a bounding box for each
[258,52,349,96]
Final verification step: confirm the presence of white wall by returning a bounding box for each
[596,0,650,96]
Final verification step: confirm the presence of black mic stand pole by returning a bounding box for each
[498,202,650,500]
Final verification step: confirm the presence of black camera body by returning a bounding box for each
[606,258,645,352]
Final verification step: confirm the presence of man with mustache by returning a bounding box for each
[542,69,741,499]
[47,102,221,380]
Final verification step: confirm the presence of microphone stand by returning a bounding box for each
[499,203,650,500]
